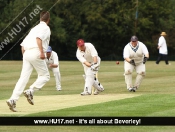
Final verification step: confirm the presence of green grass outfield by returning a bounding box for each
[0,61,175,132]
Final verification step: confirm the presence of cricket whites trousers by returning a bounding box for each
[49,67,61,90]
[83,57,103,94]
[10,48,50,101]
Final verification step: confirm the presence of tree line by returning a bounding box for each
[0,0,175,60]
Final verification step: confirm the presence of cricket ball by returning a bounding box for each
[116,61,119,65]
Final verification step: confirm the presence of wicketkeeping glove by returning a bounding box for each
[91,63,99,71]
[143,57,148,64]
[129,59,136,66]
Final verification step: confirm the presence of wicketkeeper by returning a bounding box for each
[123,36,149,92]
[76,39,104,95]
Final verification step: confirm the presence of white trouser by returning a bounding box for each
[49,67,61,89]
[83,57,102,94]
[10,48,50,101]
[124,61,145,89]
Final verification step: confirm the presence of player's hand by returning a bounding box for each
[49,64,53,68]
[143,57,148,64]
[91,63,99,71]
[129,59,136,66]
[40,52,45,59]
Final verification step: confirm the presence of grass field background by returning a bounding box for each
[0,61,175,132]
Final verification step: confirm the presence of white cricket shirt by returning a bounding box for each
[158,36,167,54]
[20,21,51,52]
[76,43,98,64]
[45,51,59,65]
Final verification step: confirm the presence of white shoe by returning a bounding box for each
[94,89,104,95]
[80,91,91,96]
[128,87,133,92]
[132,87,137,92]
[6,99,17,112]
[128,87,137,92]
[56,87,62,91]
[23,90,34,105]
[99,84,104,91]
[56,87,61,91]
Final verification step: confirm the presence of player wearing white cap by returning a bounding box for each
[6,11,51,112]
[123,36,149,92]
[45,46,61,91]
[76,39,104,95]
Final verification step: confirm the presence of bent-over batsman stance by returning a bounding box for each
[123,36,149,92]
[6,11,51,112]
[45,46,61,91]
[76,39,104,95]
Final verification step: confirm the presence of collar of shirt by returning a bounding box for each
[39,21,48,26]
[129,42,139,52]
[130,42,139,49]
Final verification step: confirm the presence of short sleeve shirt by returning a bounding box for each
[76,43,98,63]
[20,21,51,52]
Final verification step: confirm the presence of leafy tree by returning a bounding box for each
[0,0,175,60]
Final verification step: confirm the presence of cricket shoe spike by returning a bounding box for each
[80,91,91,96]
[6,99,17,112]
[23,90,34,105]
[93,89,104,95]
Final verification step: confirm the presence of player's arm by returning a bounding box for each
[124,57,132,63]
[20,42,25,55]
[123,46,135,66]
[93,56,98,64]
[83,61,91,67]
[90,44,98,64]
[49,64,58,68]
[36,37,45,59]
[142,44,149,64]
[83,56,98,67]
[123,47,132,63]
[157,37,163,49]
[145,53,149,58]
[142,44,149,59]
[143,53,149,64]
[21,46,25,55]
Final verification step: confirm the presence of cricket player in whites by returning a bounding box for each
[6,11,51,112]
[76,39,104,95]
[45,46,61,91]
[123,36,149,92]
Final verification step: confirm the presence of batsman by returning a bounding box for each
[76,39,104,95]
[123,36,149,92]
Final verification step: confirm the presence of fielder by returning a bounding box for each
[45,46,61,91]
[76,39,104,95]
[6,11,51,112]
[123,36,149,92]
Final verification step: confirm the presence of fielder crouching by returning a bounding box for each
[123,36,149,92]
[76,39,104,95]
